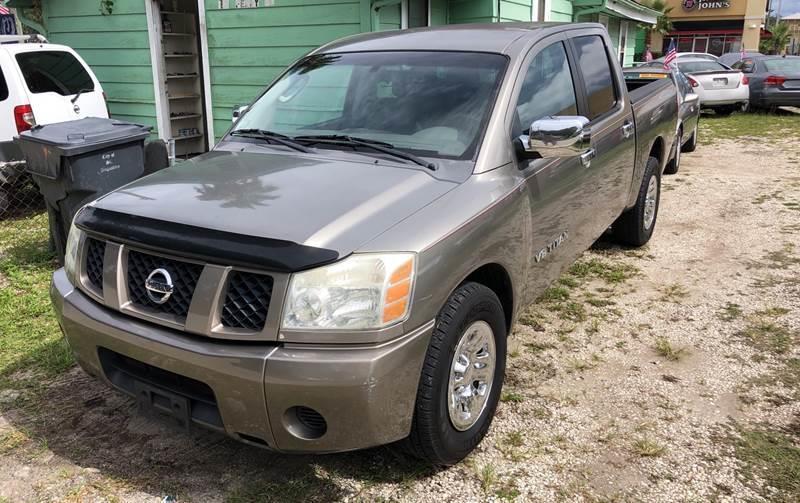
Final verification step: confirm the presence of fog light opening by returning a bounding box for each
[283,406,327,440]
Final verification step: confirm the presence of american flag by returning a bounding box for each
[0,4,10,15]
[663,39,677,70]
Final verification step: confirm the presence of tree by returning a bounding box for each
[649,0,674,36]
[764,22,791,54]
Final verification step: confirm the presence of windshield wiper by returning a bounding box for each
[293,134,436,171]
[71,87,94,104]
[229,129,312,153]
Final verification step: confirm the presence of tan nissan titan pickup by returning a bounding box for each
[51,23,679,465]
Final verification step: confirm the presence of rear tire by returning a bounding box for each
[612,156,661,247]
[681,126,698,153]
[664,128,682,175]
[405,282,507,466]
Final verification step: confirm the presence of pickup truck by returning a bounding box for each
[52,23,679,466]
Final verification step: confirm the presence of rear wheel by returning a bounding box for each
[612,156,660,247]
[405,282,507,466]
[664,128,682,175]
[681,126,698,153]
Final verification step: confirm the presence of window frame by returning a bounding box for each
[565,32,623,124]
[506,33,585,144]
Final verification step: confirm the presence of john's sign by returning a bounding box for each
[682,0,731,10]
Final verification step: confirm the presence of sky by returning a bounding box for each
[776,0,800,17]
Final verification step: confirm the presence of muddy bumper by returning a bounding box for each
[51,269,433,452]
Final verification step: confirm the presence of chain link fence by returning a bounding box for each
[0,162,45,220]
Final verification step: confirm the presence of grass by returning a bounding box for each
[653,337,688,361]
[736,321,795,355]
[732,427,800,501]
[699,111,800,144]
[632,438,666,458]
[567,257,639,284]
[477,464,496,493]
[719,302,743,322]
[659,283,689,303]
[0,213,73,395]
[501,391,524,403]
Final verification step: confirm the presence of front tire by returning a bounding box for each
[612,156,661,247]
[405,282,507,466]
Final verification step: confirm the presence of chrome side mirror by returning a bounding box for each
[232,104,249,123]
[519,116,590,159]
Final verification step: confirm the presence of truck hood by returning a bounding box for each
[94,150,457,257]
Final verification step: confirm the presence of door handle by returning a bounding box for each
[622,121,634,139]
[580,148,596,168]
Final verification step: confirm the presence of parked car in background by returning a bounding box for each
[732,56,800,111]
[0,34,108,213]
[656,58,748,115]
[645,52,719,66]
[623,67,700,175]
[719,51,763,67]
[51,23,679,466]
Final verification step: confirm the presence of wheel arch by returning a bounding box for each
[459,262,514,335]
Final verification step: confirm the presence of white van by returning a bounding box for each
[0,35,108,211]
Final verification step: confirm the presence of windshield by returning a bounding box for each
[763,58,800,72]
[232,51,508,160]
[677,61,728,73]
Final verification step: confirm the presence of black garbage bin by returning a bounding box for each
[15,118,151,262]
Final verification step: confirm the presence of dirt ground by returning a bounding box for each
[1,115,799,502]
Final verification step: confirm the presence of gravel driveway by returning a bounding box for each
[1,114,799,502]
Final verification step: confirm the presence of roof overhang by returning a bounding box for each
[574,0,660,24]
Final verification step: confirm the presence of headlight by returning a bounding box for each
[64,220,83,285]
[282,253,415,330]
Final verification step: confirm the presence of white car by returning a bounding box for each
[0,35,108,212]
[675,58,749,115]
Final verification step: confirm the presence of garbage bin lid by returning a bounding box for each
[17,117,152,156]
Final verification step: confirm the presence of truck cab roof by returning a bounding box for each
[314,22,588,57]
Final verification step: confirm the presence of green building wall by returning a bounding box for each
[41,0,159,135]
[204,0,366,140]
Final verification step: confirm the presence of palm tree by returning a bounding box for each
[649,0,674,36]
[765,22,791,54]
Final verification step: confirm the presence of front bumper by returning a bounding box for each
[51,269,433,453]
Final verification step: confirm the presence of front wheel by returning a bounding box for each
[612,156,661,247]
[405,282,507,466]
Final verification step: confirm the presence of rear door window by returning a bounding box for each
[15,51,94,96]
[572,35,617,120]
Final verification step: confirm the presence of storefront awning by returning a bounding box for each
[573,0,660,25]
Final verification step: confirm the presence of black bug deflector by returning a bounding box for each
[74,206,341,273]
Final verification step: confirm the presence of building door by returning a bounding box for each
[145,0,212,160]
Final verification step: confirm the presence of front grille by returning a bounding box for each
[220,271,273,331]
[127,249,203,320]
[85,238,106,292]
